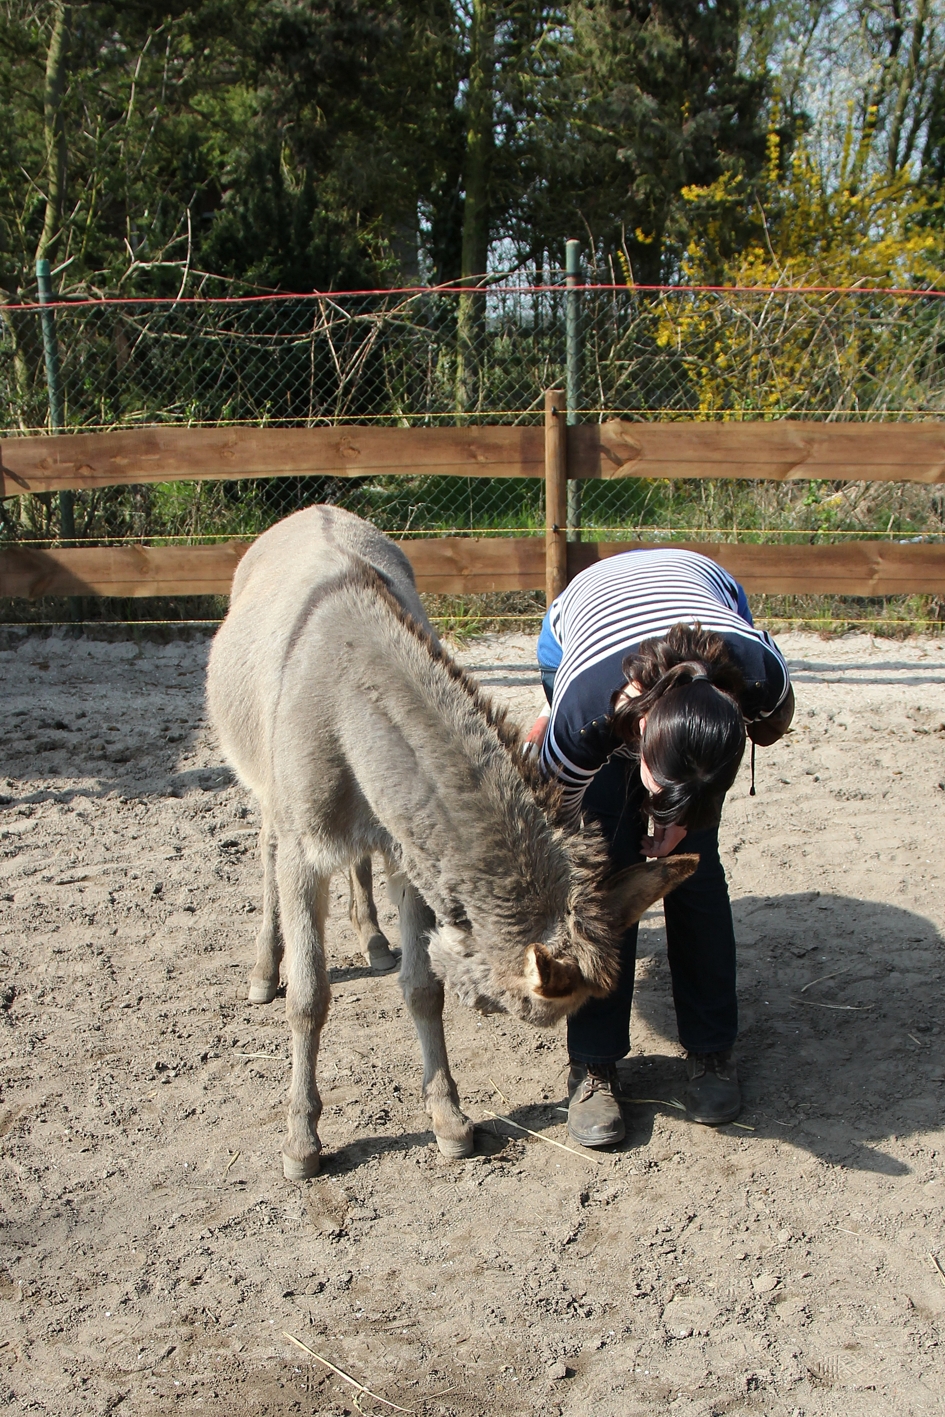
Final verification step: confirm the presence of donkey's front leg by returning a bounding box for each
[390,871,473,1160]
[348,855,399,973]
[276,835,331,1180]
[248,812,283,1004]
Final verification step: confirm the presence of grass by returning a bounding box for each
[2,591,943,641]
[751,593,945,638]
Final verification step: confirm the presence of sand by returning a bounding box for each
[0,626,943,1416]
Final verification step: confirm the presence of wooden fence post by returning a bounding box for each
[544,388,567,606]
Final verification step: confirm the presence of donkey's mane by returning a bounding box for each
[348,559,564,818]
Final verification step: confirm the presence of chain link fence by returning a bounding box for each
[3,283,945,627]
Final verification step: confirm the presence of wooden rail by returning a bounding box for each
[0,538,547,599]
[570,420,945,484]
[3,536,944,601]
[0,425,545,496]
[1,411,944,601]
[568,540,945,596]
[4,419,945,499]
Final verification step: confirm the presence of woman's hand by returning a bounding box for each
[747,685,795,746]
[640,822,688,858]
[522,704,551,759]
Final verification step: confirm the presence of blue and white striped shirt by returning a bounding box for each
[537,549,791,820]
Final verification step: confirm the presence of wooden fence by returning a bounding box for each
[2,389,945,603]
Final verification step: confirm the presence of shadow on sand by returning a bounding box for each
[481,891,943,1177]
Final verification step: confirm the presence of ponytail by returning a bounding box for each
[611,624,747,830]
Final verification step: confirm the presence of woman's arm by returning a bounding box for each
[747,684,795,746]
[539,700,617,825]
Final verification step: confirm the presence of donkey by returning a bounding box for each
[207,506,696,1179]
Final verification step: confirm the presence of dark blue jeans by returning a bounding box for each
[538,670,738,1064]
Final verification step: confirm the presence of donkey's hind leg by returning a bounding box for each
[276,835,332,1180]
[248,813,283,1004]
[348,855,399,973]
[389,870,473,1160]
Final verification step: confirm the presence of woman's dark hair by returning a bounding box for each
[610,623,746,830]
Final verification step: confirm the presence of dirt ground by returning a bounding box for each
[0,624,943,1417]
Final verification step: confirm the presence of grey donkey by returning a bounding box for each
[207,506,697,1179]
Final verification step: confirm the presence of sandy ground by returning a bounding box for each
[0,625,943,1417]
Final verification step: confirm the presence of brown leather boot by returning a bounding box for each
[567,1061,626,1147]
[685,1050,741,1125]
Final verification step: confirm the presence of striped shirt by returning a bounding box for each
[537,549,791,821]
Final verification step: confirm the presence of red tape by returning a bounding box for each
[6,281,945,311]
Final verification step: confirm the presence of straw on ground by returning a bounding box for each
[282,1331,413,1413]
[480,1109,603,1165]
[799,965,853,994]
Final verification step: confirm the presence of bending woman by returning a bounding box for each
[530,549,794,1147]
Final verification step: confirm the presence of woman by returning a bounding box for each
[529,548,794,1147]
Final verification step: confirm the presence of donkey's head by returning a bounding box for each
[429,854,699,1026]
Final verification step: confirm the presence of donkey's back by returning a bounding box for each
[230,502,425,623]
[207,504,432,800]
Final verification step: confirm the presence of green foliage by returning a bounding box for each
[0,1,796,301]
[4,2,945,302]
[0,0,463,298]
[522,0,770,281]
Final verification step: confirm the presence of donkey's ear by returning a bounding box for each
[524,943,584,999]
[601,855,700,930]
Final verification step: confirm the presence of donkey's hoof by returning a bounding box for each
[367,941,400,974]
[282,1151,321,1181]
[436,1132,474,1160]
[248,978,279,1004]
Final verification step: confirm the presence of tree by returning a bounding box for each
[502,0,770,282]
[3,2,945,305]
[0,1,464,300]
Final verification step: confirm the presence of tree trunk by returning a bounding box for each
[36,4,71,266]
[456,0,494,416]
[36,6,75,561]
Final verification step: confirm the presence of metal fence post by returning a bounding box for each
[545,388,567,605]
[36,257,75,542]
[565,238,582,543]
